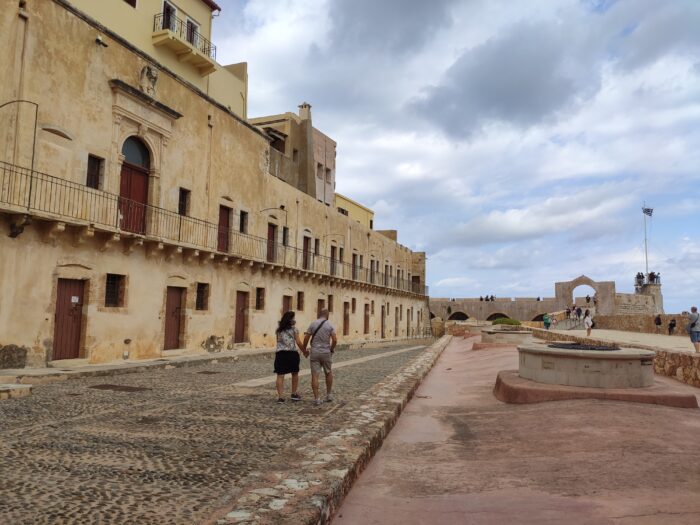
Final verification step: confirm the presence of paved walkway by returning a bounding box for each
[335,337,700,524]
[0,343,426,524]
[555,329,696,353]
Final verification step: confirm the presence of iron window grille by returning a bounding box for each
[195,282,209,311]
[105,274,125,307]
[255,288,265,310]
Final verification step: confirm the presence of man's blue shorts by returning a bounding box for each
[691,331,700,343]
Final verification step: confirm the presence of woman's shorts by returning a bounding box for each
[274,351,300,375]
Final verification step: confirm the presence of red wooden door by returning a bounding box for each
[364,304,370,334]
[267,223,277,263]
[381,306,386,339]
[218,206,231,252]
[53,279,85,360]
[119,163,148,234]
[343,302,350,336]
[164,287,184,350]
[302,237,311,270]
[282,295,292,315]
[235,291,249,343]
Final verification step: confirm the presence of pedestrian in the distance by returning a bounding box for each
[668,319,677,336]
[273,311,307,404]
[687,306,700,353]
[576,306,582,320]
[543,313,551,330]
[584,309,593,337]
[303,309,337,406]
[586,294,591,305]
[654,314,662,334]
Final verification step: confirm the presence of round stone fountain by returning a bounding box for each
[517,342,655,389]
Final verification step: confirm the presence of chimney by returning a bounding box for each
[298,102,312,121]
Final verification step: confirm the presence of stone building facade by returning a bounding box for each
[0,0,428,368]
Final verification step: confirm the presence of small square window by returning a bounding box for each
[178,188,190,216]
[239,211,248,234]
[255,287,265,310]
[297,291,304,311]
[105,274,125,307]
[195,282,209,311]
[351,298,356,314]
[86,154,104,189]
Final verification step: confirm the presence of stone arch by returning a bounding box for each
[487,312,509,321]
[554,275,616,315]
[532,313,546,322]
[447,311,469,321]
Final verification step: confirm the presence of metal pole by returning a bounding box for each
[643,205,649,277]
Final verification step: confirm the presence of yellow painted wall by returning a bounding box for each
[335,193,375,229]
[68,0,247,116]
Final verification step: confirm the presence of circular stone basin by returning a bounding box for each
[482,329,533,345]
[548,342,618,351]
[518,342,655,389]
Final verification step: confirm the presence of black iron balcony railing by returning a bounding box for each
[0,160,428,296]
[153,12,216,60]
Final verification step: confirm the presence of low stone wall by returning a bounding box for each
[527,327,700,389]
[654,351,700,388]
[594,314,690,335]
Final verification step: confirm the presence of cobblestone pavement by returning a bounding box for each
[0,344,426,524]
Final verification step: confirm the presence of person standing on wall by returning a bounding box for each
[303,309,337,406]
[584,309,593,337]
[687,306,700,353]
[668,319,677,336]
[273,311,308,404]
[654,314,662,334]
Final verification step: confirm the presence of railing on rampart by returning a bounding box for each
[0,160,427,296]
[153,12,216,60]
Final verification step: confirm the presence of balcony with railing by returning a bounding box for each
[152,12,217,76]
[0,160,428,297]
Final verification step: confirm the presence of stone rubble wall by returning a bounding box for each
[594,314,691,335]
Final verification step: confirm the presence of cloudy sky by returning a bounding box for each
[214,0,700,313]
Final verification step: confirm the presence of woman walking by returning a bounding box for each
[274,311,307,404]
[584,309,593,337]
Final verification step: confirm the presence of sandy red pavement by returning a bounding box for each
[334,337,700,525]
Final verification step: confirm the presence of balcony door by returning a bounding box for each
[163,1,177,31]
[267,223,278,263]
[119,137,149,235]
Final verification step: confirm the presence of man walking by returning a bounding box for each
[687,306,700,354]
[303,309,337,405]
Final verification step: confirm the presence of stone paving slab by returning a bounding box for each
[0,341,438,524]
[0,383,32,400]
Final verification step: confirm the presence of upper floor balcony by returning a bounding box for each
[152,12,217,76]
[0,160,428,297]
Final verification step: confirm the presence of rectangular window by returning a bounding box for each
[297,291,305,311]
[282,226,289,246]
[239,211,248,234]
[328,294,334,313]
[186,19,199,45]
[292,149,299,162]
[339,247,344,263]
[195,282,209,311]
[369,219,374,229]
[105,274,125,307]
[314,238,320,255]
[325,168,332,182]
[371,300,375,315]
[218,206,231,252]
[352,254,358,280]
[86,154,103,189]
[351,298,356,314]
[255,287,265,310]
[400,305,403,320]
[178,188,190,216]
[316,162,323,178]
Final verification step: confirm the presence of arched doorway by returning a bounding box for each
[532,314,546,322]
[119,136,150,234]
[571,284,596,309]
[487,313,509,321]
[447,312,469,321]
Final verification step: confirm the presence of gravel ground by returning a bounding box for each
[0,344,426,524]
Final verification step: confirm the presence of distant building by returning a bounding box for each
[335,193,375,230]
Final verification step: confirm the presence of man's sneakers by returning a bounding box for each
[325,394,333,403]
[290,393,301,402]
[276,398,285,404]
[314,398,323,406]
